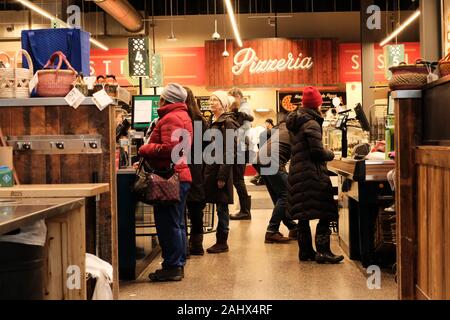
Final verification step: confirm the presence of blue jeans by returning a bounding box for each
[262,170,297,233]
[153,182,190,269]
[216,203,230,234]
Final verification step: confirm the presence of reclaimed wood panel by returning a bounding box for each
[414,147,450,300]
[416,166,428,295]
[429,166,444,299]
[445,168,450,300]
[205,38,340,88]
[394,97,422,300]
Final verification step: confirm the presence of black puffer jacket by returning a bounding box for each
[286,108,337,221]
[203,112,240,204]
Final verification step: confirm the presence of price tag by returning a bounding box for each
[64,87,85,109]
[29,73,39,93]
[92,89,114,111]
[84,76,97,90]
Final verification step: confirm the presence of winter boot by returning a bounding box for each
[298,223,316,262]
[230,196,252,220]
[315,227,344,264]
[207,232,229,254]
[189,233,204,256]
[265,232,291,244]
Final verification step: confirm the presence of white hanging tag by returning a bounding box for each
[29,73,39,93]
[65,87,85,109]
[427,73,439,83]
[92,89,114,111]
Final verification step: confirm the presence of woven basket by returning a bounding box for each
[389,60,430,90]
[0,50,34,99]
[36,51,77,97]
[439,53,450,77]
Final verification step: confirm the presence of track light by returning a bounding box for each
[380,10,421,47]
[224,0,243,47]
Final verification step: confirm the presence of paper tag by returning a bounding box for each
[84,76,97,90]
[29,73,38,93]
[427,73,439,83]
[65,87,85,109]
[92,89,114,111]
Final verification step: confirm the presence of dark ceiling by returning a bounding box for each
[3,0,420,15]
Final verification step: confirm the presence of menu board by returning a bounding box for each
[277,91,347,114]
[196,96,212,122]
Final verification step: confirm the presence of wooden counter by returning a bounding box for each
[0,99,118,299]
[0,197,86,300]
[328,158,395,267]
[0,183,109,198]
[328,159,395,182]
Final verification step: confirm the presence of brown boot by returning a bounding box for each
[189,234,204,256]
[264,232,291,244]
[207,232,229,254]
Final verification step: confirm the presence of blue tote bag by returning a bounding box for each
[21,28,90,76]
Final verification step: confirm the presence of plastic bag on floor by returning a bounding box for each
[86,253,113,300]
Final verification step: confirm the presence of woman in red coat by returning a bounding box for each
[139,83,193,281]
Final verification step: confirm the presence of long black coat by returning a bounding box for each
[187,114,207,203]
[203,112,240,204]
[286,108,337,221]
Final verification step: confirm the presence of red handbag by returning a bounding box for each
[132,159,180,205]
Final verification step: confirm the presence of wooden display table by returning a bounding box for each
[0,197,86,300]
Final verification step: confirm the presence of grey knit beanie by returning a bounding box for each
[212,91,230,111]
[161,83,188,104]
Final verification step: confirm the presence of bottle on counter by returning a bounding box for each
[0,166,14,187]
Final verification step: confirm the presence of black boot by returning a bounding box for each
[315,226,344,264]
[189,233,204,256]
[207,232,229,253]
[298,223,316,262]
[230,196,251,220]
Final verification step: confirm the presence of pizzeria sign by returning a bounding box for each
[232,47,314,76]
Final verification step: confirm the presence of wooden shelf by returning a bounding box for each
[0,97,95,107]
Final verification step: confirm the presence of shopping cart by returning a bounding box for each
[135,202,216,237]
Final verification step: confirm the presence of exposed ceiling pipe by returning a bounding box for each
[93,0,144,33]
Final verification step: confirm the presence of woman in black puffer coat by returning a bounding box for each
[286,86,344,264]
[184,87,208,256]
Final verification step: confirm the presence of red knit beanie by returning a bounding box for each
[302,86,323,110]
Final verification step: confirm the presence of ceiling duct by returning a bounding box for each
[93,0,143,33]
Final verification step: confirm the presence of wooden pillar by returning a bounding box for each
[393,90,423,300]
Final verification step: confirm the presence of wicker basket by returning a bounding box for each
[36,51,77,97]
[439,53,450,77]
[0,50,34,99]
[389,60,430,90]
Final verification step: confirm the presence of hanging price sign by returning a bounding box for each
[128,37,150,78]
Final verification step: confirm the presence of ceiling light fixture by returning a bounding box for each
[222,38,229,57]
[380,10,421,47]
[224,0,243,47]
[167,0,177,41]
[212,19,221,40]
[16,0,109,51]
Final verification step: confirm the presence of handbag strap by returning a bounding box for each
[440,53,450,63]
[0,51,11,67]
[14,49,34,76]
